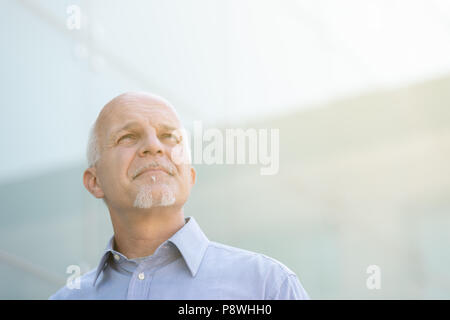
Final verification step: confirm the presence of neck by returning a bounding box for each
[109,205,186,259]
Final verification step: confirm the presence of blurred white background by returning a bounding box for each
[0,0,449,299]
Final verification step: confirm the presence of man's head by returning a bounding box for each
[83,92,195,212]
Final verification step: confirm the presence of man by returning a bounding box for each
[50,92,309,299]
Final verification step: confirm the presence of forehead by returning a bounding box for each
[98,97,181,137]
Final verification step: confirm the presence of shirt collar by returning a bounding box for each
[168,216,209,278]
[92,216,209,287]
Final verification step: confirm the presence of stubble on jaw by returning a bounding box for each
[133,176,176,209]
[133,184,153,208]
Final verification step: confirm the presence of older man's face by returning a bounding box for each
[90,95,195,211]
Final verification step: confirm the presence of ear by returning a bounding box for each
[83,167,105,199]
[189,166,196,187]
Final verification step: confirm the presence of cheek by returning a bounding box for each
[176,166,192,190]
[104,149,136,181]
[170,144,189,166]
[120,150,139,179]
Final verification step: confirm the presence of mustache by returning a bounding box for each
[132,160,175,179]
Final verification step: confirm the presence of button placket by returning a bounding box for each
[126,248,175,299]
[127,269,146,299]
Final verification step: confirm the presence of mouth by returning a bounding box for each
[133,168,171,180]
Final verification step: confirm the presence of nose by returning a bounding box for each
[138,129,164,157]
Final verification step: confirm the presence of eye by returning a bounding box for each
[118,134,135,143]
[161,133,179,142]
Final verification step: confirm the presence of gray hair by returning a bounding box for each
[86,121,100,168]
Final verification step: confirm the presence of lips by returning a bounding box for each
[134,168,169,179]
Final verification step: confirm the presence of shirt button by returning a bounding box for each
[138,272,145,280]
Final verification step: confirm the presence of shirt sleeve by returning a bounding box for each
[270,274,311,300]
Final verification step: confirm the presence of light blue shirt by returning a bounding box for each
[50,216,310,299]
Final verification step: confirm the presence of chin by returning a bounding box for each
[133,183,177,209]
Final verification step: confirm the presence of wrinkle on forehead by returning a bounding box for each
[94,92,181,147]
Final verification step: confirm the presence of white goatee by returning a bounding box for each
[133,184,154,208]
[133,176,176,209]
[160,184,176,206]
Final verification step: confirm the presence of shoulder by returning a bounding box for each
[203,241,309,299]
[48,268,98,300]
[206,241,297,276]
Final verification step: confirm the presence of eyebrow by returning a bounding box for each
[159,123,178,132]
[110,121,178,139]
